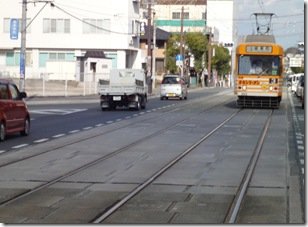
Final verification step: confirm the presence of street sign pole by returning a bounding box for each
[20,0,27,92]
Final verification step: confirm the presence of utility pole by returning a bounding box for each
[203,0,208,86]
[20,0,27,92]
[207,27,212,87]
[147,1,152,94]
[152,11,156,90]
[180,6,184,78]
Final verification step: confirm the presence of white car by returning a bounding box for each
[160,75,188,100]
[291,73,303,93]
[295,74,304,97]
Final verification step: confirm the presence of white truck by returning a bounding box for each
[98,69,148,110]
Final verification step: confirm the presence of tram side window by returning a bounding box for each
[239,56,280,75]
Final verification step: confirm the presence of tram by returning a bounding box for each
[234,35,284,108]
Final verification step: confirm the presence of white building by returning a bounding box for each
[0,0,142,81]
[152,0,233,45]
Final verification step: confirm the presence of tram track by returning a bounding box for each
[0,92,235,209]
[224,109,274,223]
[0,94,283,224]
[91,109,275,224]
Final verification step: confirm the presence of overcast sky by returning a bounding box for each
[233,0,305,48]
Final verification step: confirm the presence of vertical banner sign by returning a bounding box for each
[20,52,25,79]
[10,18,19,40]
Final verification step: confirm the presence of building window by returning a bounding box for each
[131,20,141,36]
[82,19,110,34]
[172,12,181,19]
[39,52,75,67]
[172,12,189,20]
[43,18,70,33]
[3,18,31,33]
[202,12,207,20]
[6,52,32,66]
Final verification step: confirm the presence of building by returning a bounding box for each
[140,25,170,83]
[0,0,233,84]
[0,0,142,81]
[147,0,233,45]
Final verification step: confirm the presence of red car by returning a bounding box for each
[0,79,30,141]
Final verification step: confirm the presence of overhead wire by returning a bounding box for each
[24,2,49,32]
[50,2,135,35]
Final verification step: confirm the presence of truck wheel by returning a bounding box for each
[141,96,146,109]
[136,97,141,110]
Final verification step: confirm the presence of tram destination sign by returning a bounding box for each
[246,45,272,53]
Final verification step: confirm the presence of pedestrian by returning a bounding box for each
[201,70,205,87]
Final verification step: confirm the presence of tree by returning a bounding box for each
[184,32,207,72]
[211,45,231,79]
[291,67,304,74]
[165,34,180,74]
[165,33,231,78]
[165,33,208,74]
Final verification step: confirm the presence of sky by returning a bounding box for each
[233,0,305,49]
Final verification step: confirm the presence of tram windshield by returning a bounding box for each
[238,55,280,75]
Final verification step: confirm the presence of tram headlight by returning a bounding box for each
[243,86,247,90]
[269,86,273,91]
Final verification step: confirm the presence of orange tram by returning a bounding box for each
[234,35,284,108]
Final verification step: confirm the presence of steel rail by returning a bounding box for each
[224,109,274,223]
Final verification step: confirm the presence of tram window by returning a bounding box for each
[238,56,280,75]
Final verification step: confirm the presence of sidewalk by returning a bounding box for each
[25,87,162,105]
[22,80,209,105]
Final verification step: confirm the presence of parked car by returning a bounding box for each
[160,75,188,100]
[291,73,303,93]
[0,79,30,141]
[302,85,304,109]
[295,74,304,97]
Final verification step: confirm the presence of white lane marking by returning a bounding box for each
[0,150,6,154]
[300,159,304,165]
[34,138,49,143]
[297,140,303,145]
[116,119,122,122]
[106,121,113,124]
[53,134,66,138]
[298,145,304,150]
[83,127,93,130]
[30,108,87,115]
[125,116,131,119]
[69,130,80,134]
[12,144,29,149]
[96,123,104,127]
